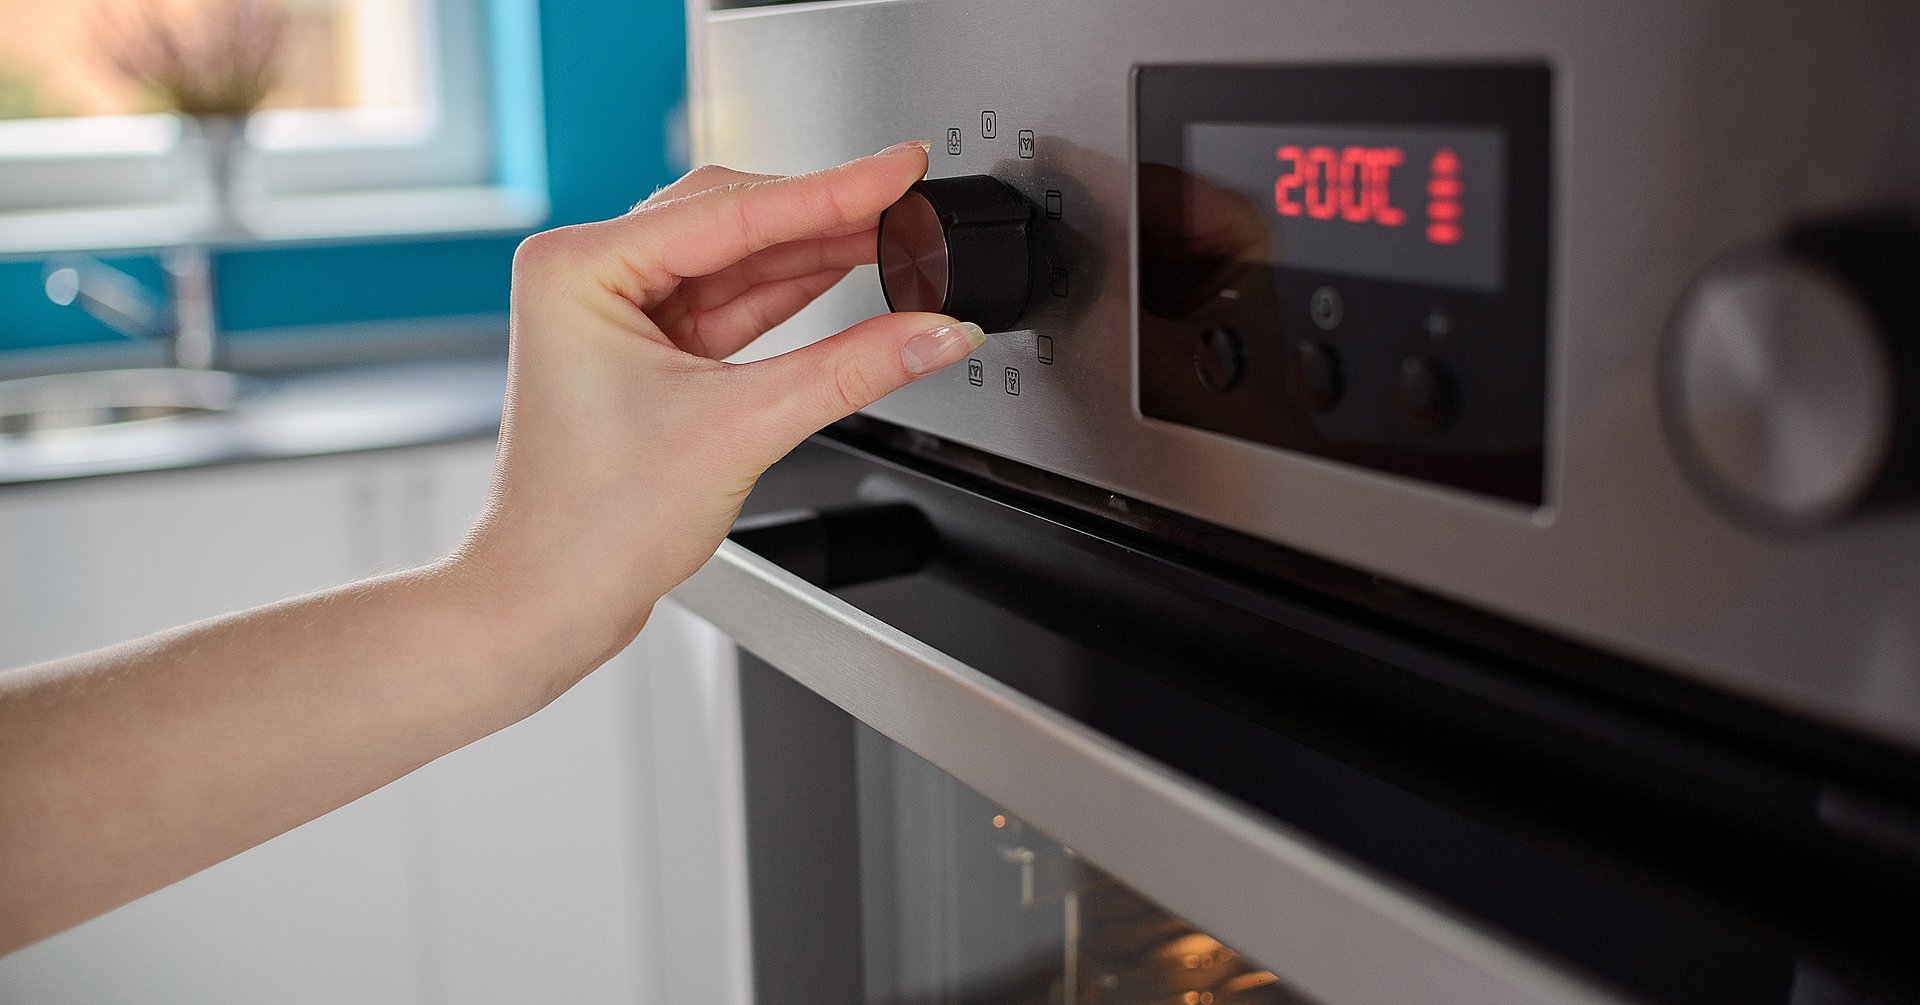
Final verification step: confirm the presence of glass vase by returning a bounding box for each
[175,114,257,240]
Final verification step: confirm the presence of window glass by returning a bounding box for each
[0,0,493,216]
[0,0,429,125]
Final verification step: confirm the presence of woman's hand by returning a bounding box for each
[454,140,980,692]
[0,145,980,950]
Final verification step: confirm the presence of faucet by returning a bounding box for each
[44,245,219,370]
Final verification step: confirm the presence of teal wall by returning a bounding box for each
[0,0,688,350]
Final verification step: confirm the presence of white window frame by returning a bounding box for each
[0,0,493,215]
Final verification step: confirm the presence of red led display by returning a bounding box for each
[1274,144,1464,246]
[1183,121,1502,290]
[1426,148,1463,245]
[1275,145,1408,227]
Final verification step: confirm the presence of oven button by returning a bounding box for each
[1396,356,1455,433]
[1289,339,1342,411]
[1193,326,1245,392]
[878,176,1034,333]
[1664,214,1919,532]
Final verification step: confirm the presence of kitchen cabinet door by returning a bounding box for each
[397,439,659,1005]
[0,440,682,1005]
[0,451,437,1005]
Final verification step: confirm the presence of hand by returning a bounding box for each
[453,141,982,689]
[0,148,986,947]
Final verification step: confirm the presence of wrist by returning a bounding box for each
[429,540,656,719]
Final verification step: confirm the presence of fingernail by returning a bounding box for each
[876,139,933,158]
[901,321,986,375]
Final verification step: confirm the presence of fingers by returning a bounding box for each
[735,311,985,459]
[670,267,855,360]
[681,229,876,315]
[641,164,773,207]
[614,141,929,285]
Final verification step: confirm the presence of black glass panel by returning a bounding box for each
[1136,65,1552,504]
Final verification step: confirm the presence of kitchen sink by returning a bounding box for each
[0,368,260,436]
[0,357,506,484]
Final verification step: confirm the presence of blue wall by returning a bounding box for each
[0,0,688,350]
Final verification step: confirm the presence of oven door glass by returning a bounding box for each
[740,653,1318,1005]
[692,442,1920,1005]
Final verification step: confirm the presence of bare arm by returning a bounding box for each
[0,141,983,952]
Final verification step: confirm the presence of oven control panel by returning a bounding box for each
[690,0,1920,752]
[1136,65,1552,504]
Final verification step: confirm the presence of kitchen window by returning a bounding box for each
[0,0,534,249]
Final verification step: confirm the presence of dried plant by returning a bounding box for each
[95,0,289,119]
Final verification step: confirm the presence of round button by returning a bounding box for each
[1396,356,1456,433]
[877,176,1035,333]
[1289,339,1342,411]
[1192,326,1245,392]
[1310,286,1344,331]
[1665,255,1894,531]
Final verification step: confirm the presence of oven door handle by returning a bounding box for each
[671,540,1625,1005]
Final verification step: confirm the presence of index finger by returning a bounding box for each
[618,141,931,286]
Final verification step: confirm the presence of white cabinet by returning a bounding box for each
[0,440,662,1005]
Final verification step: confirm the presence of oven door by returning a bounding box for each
[652,439,1920,1005]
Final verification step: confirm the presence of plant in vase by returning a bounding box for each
[96,0,288,238]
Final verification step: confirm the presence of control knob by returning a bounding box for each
[878,176,1035,332]
[1664,214,1920,532]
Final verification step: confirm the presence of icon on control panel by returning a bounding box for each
[1310,285,1344,331]
[981,111,997,139]
[967,358,985,386]
[1005,367,1021,396]
[1018,130,1035,158]
[946,128,963,155]
[1044,190,1063,219]
[1037,336,1055,364]
[1050,267,1069,298]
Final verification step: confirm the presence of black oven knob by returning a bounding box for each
[1663,213,1920,533]
[878,176,1034,333]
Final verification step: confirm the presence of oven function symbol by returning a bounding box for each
[1037,335,1055,364]
[1018,130,1035,158]
[1005,367,1021,395]
[1050,267,1069,298]
[981,111,997,139]
[967,358,985,386]
[1310,285,1344,331]
[945,128,963,155]
[1044,190,1063,219]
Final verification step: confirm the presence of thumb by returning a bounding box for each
[741,311,985,453]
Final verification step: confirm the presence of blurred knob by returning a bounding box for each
[878,176,1034,332]
[1664,214,1920,532]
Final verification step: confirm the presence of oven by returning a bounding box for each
[655,2,1920,1003]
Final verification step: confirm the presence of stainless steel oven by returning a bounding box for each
[657,2,1920,1003]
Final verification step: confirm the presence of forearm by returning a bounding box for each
[0,558,600,953]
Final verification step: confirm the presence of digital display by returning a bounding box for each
[1183,122,1506,291]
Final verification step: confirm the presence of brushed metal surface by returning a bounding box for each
[686,0,1920,749]
[876,189,948,313]
[673,540,1627,1005]
[1666,256,1895,531]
